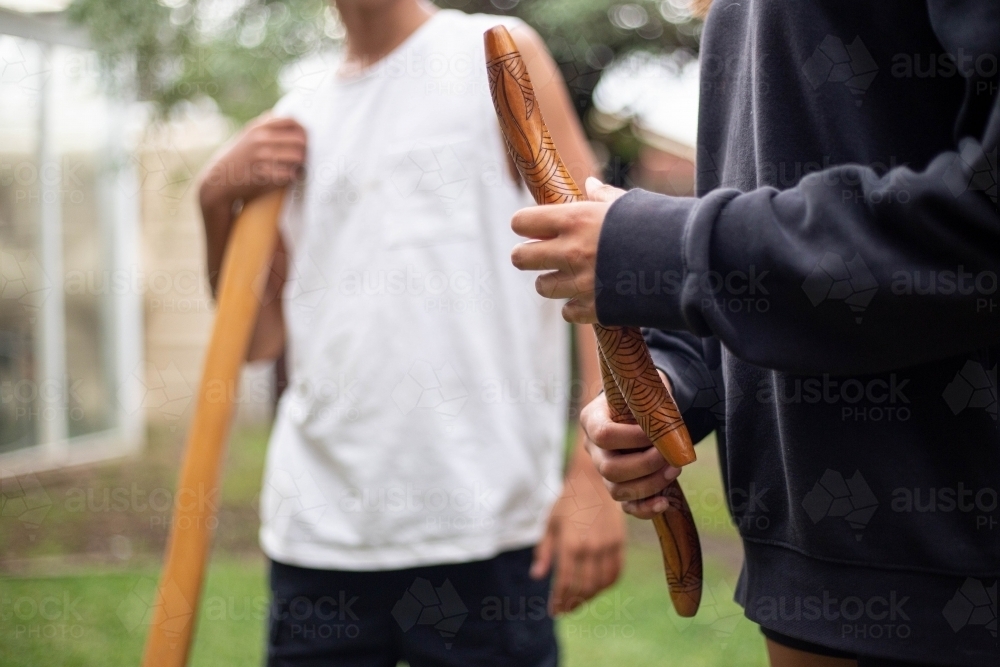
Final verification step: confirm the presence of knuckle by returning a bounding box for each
[565,244,585,267]
[589,420,610,447]
[609,485,629,502]
[510,210,525,230]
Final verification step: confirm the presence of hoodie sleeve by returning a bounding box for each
[596,9,999,376]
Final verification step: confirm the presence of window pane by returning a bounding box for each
[52,44,115,438]
[0,35,44,454]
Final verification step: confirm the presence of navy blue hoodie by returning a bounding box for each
[595,1,998,663]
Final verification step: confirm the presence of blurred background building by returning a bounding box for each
[0,0,700,477]
[0,6,147,475]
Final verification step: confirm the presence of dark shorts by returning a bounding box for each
[762,626,949,666]
[267,547,557,667]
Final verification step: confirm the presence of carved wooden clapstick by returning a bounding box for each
[595,326,695,467]
[651,481,702,615]
[486,25,701,616]
[598,350,702,617]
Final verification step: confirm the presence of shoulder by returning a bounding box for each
[433,9,526,39]
[271,52,341,125]
[449,11,548,63]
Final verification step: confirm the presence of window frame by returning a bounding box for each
[1,7,145,477]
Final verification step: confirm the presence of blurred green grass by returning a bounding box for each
[0,545,766,667]
[0,426,766,666]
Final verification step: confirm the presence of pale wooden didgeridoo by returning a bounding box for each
[140,189,285,667]
[485,25,702,616]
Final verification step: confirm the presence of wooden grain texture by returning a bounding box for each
[594,326,695,467]
[141,189,285,667]
[652,483,703,617]
[600,348,703,618]
[486,25,701,616]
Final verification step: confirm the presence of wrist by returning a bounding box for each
[198,162,240,214]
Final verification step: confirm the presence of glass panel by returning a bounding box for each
[0,35,45,454]
[51,44,115,438]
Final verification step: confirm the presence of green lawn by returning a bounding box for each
[1,426,767,666]
[0,557,266,667]
[0,544,767,667]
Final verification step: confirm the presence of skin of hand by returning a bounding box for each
[510,178,626,324]
[197,114,306,361]
[580,370,684,520]
[530,326,626,616]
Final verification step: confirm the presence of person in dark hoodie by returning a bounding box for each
[508,1,998,665]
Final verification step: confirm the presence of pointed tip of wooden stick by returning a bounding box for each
[670,589,702,617]
[484,24,518,61]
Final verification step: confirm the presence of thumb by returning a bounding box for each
[530,519,556,580]
[585,177,625,203]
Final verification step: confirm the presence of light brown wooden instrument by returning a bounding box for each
[485,25,702,616]
[141,189,285,667]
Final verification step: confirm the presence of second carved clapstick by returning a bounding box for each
[485,25,701,616]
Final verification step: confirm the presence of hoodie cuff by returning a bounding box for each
[595,189,699,330]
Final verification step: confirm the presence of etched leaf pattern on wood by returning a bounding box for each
[601,347,703,617]
[487,53,583,204]
[654,483,703,616]
[599,349,633,423]
[485,25,701,616]
[595,326,694,467]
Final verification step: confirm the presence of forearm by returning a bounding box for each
[198,174,239,296]
[597,129,1000,375]
[247,298,285,362]
[568,324,606,481]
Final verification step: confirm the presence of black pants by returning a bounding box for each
[267,547,557,667]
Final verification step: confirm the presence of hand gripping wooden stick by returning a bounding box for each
[597,348,702,617]
[485,26,702,616]
[140,189,285,667]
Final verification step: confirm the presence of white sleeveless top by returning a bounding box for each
[260,10,571,570]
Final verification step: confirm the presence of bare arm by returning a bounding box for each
[197,114,306,361]
[529,325,626,615]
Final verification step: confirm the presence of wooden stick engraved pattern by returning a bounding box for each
[652,484,703,615]
[488,52,579,205]
[598,351,632,423]
[485,25,701,616]
[594,326,695,467]
[599,346,703,618]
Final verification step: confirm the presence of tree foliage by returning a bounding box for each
[68,0,703,181]
[444,0,700,118]
[68,0,334,122]
[69,0,699,120]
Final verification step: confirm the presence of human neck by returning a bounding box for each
[335,0,436,72]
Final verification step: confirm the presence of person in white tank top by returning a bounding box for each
[197,1,624,664]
